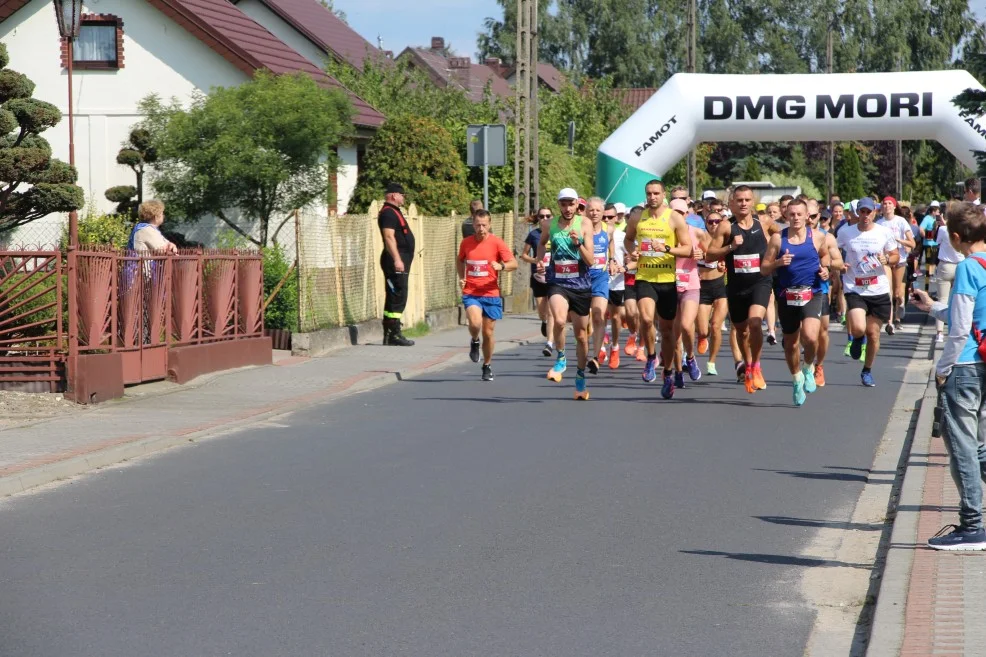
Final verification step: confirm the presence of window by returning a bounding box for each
[63,15,124,70]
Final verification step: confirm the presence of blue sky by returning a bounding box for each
[335,0,501,59]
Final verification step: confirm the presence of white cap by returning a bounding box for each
[557,187,578,201]
[614,202,627,215]
[849,199,859,213]
[929,200,941,208]
[702,190,717,200]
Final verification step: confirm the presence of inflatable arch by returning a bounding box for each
[596,71,986,204]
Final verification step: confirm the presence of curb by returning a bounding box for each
[865,332,939,656]
[0,327,541,498]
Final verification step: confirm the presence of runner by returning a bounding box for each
[521,207,555,354]
[829,201,846,320]
[761,199,842,405]
[605,205,629,369]
[586,197,612,375]
[624,179,693,399]
[536,188,595,399]
[920,201,942,290]
[697,211,729,376]
[671,198,706,387]
[837,197,900,387]
[877,196,916,334]
[806,200,841,386]
[457,210,518,381]
[614,202,628,232]
[706,185,779,393]
[622,206,644,362]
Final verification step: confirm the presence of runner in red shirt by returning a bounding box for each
[457,209,518,381]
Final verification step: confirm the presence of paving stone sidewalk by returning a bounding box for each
[0,315,543,496]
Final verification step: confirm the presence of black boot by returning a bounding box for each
[384,318,414,346]
[382,318,394,345]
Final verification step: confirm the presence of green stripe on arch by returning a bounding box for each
[596,152,662,207]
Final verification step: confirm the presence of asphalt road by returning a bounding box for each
[0,320,923,657]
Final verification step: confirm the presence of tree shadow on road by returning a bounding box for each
[754,515,884,532]
[753,468,894,485]
[680,549,872,569]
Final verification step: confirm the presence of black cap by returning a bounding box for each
[385,182,405,195]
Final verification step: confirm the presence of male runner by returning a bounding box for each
[806,201,841,386]
[586,197,612,374]
[537,188,595,399]
[625,180,693,399]
[605,206,629,369]
[761,199,842,405]
[521,207,554,353]
[706,185,779,393]
[697,211,729,376]
[622,206,644,362]
[457,210,518,381]
[877,196,916,334]
[837,197,900,387]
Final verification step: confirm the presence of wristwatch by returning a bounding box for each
[664,244,672,254]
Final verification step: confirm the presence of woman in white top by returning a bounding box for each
[935,221,967,342]
[128,200,178,254]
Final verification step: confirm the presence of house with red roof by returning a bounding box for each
[0,0,385,243]
[397,37,514,105]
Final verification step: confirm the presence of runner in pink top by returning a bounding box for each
[671,199,707,386]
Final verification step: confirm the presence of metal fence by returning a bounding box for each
[295,205,514,333]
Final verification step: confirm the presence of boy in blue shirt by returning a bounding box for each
[920,201,943,288]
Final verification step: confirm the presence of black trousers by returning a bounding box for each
[383,268,409,319]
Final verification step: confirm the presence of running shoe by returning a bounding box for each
[661,373,675,399]
[735,361,747,383]
[894,319,903,331]
[547,355,567,382]
[697,337,709,355]
[540,320,547,337]
[744,368,757,394]
[792,372,807,407]
[839,314,847,325]
[885,322,895,336]
[481,364,494,381]
[707,362,718,376]
[542,342,553,357]
[849,336,864,361]
[642,357,658,383]
[814,363,826,387]
[608,348,620,369]
[624,334,637,356]
[574,370,590,400]
[674,371,685,389]
[686,355,702,381]
[843,340,852,357]
[752,364,767,390]
[635,347,646,362]
[802,364,817,394]
[936,332,944,344]
[861,342,867,362]
[469,339,481,363]
[861,369,875,387]
[597,346,607,362]
[927,525,986,551]
[767,333,777,346]
[587,357,599,375]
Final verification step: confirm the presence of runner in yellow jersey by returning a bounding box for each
[624,179,693,399]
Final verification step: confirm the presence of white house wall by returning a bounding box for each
[234,0,330,71]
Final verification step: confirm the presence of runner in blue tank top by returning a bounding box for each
[762,198,843,407]
[585,198,612,374]
[806,199,840,386]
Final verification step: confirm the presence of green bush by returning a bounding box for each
[61,210,132,248]
[263,242,297,331]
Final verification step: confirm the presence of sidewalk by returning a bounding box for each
[867,340,986,656]
[0,315,542,497]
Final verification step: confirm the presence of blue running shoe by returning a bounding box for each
[802,364,817,394]
[927,525,986,551]
[674,371,685,389]
[686,355,702,381]
[861,369,875,387]
[547,355,567,382]
[792,372,807,406]
[642,356,657,383]
[661,373,675,399]
[849,336,864,361]
[574,369,590,400]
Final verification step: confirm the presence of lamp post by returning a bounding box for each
[53,0,82,399]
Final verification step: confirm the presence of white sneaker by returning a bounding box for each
[936,332,944,344]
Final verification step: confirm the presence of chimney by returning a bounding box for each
[449,57,471,69]
[449,56,471,90]
[384,50,394,60]
[485,57,503,76]
[430,36,445,52]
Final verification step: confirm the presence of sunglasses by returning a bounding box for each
[537,214,552,219]
[602,214,617,220]
[809,214,819,220]
[706,219,722,225]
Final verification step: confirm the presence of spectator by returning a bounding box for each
[462,199,484,238]
[912,202,986,550]
[964,177,981,205]
[128,200,177,254]
[378,182,416,346]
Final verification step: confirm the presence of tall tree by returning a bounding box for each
[835,144,865,201]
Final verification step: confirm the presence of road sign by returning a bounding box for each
[467,124,507,211]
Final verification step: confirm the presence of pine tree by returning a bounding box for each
[835,144,865,201]
[741,156,762,182]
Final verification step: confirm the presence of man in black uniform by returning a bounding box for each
[378,182,415,346]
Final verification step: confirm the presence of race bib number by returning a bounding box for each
[733,254,760,273]
[466,259,489,277]
[640,238,666,254]
[592,253,607,270]
[697,259,717,269]
[554,259,579,279]
[785,287,813,307]
[675,268,691,291]
[855,276,879,288]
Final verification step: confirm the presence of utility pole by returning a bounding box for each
[686,0,697,198]
[826,13,834,202]
[514,0,538,218]
[530,0,540,212]
[896,53,903,200]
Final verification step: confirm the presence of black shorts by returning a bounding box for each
[548,285,591,317]
[777,288,824,335]
[727,279,772,324]
[608,289,625,307]
[623,283,637,301]
[821,292,831,317]
[530,277,549,299]
[845,292,892,323]
[634,280,678,321]
[699,277,727,305]
[924,245,939,266]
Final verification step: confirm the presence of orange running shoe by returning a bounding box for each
[597,346,608,362]
[608,348,621,369]
[814,363,826,387]
[624,334,637,356]
[635,347,646,362]
[697,336,709,355]
[744,368,757,394]
[753,363,767,390]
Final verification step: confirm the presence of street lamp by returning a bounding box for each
[52,0,82,247]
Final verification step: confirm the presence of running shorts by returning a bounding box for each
[590,270,609,299]
[548,285,591,317]
[623,283,637,301]
[726,278,772,324]
[608,289,625,307]
[635,280,677,321]
[924,245,939,266]
[699,277,727,305]
[777,289,823,335]
[820,292,831,318]
[678,288,700,306]
[462,294,504,320]
[530,277,549,299]
[845,292,892,323]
